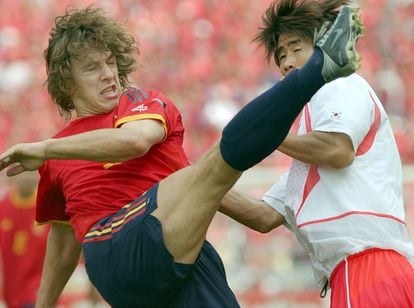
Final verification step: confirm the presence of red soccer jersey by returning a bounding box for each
[36,87,190,242]
[0,188,49,307]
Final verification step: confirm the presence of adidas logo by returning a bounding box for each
[131,104,148,112]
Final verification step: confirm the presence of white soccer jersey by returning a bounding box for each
[263,74,414,287]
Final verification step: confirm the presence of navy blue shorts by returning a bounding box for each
[82,183,239,307]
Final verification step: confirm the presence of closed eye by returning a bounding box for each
[107,59,116,66]
[85,64,97,71]
[106,55,117,66]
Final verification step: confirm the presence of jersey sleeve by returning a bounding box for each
[115,87,171,139]
[309,77,373,152]
[36,162,70,224]
[262,172,288,217]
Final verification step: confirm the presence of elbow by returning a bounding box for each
[254,212,283,233]
[327,151,355,169]
[258,219,282,233]
[237,217,276,233]
[124,139,152,160]
[256,224,275,234]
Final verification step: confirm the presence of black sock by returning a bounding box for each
[220,48,325,171]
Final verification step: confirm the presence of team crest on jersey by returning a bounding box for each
[330,111,342,119]
[131,104,149,112]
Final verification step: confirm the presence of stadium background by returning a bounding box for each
[0,0,413,307]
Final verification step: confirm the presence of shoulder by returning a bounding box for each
[116,87,184,131]
[121,87,150,104]
[320,74,371,96]
[311,74,373,107]
[121,87,179,110]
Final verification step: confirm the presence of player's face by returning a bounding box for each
[70,50,122,117]
[276,32,314,76]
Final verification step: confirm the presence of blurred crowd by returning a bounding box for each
[0,0,413,307]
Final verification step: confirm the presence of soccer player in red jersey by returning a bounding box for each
[0,6,362,307]
[0,172,48,307]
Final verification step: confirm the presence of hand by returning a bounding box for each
[0,142,47,176]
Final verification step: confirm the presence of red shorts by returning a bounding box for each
[330,248,414,308]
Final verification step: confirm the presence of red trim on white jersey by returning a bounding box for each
[297,210,406,229]
[356,92,381,156]
[304,104,312,133]
[295,165,320,220]
[295,104,321,220]
[296,92,397,228]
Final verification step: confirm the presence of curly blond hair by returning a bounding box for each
[44,6,140,119]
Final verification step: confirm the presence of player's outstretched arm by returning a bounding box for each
[219,189,285,233]
[0,119,165,176]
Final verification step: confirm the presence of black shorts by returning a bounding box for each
[82,183,239,307]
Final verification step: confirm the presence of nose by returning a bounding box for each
[101,63,114,80]
[282,54,296,75]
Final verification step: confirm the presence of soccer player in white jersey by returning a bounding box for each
[220,1,414,307]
